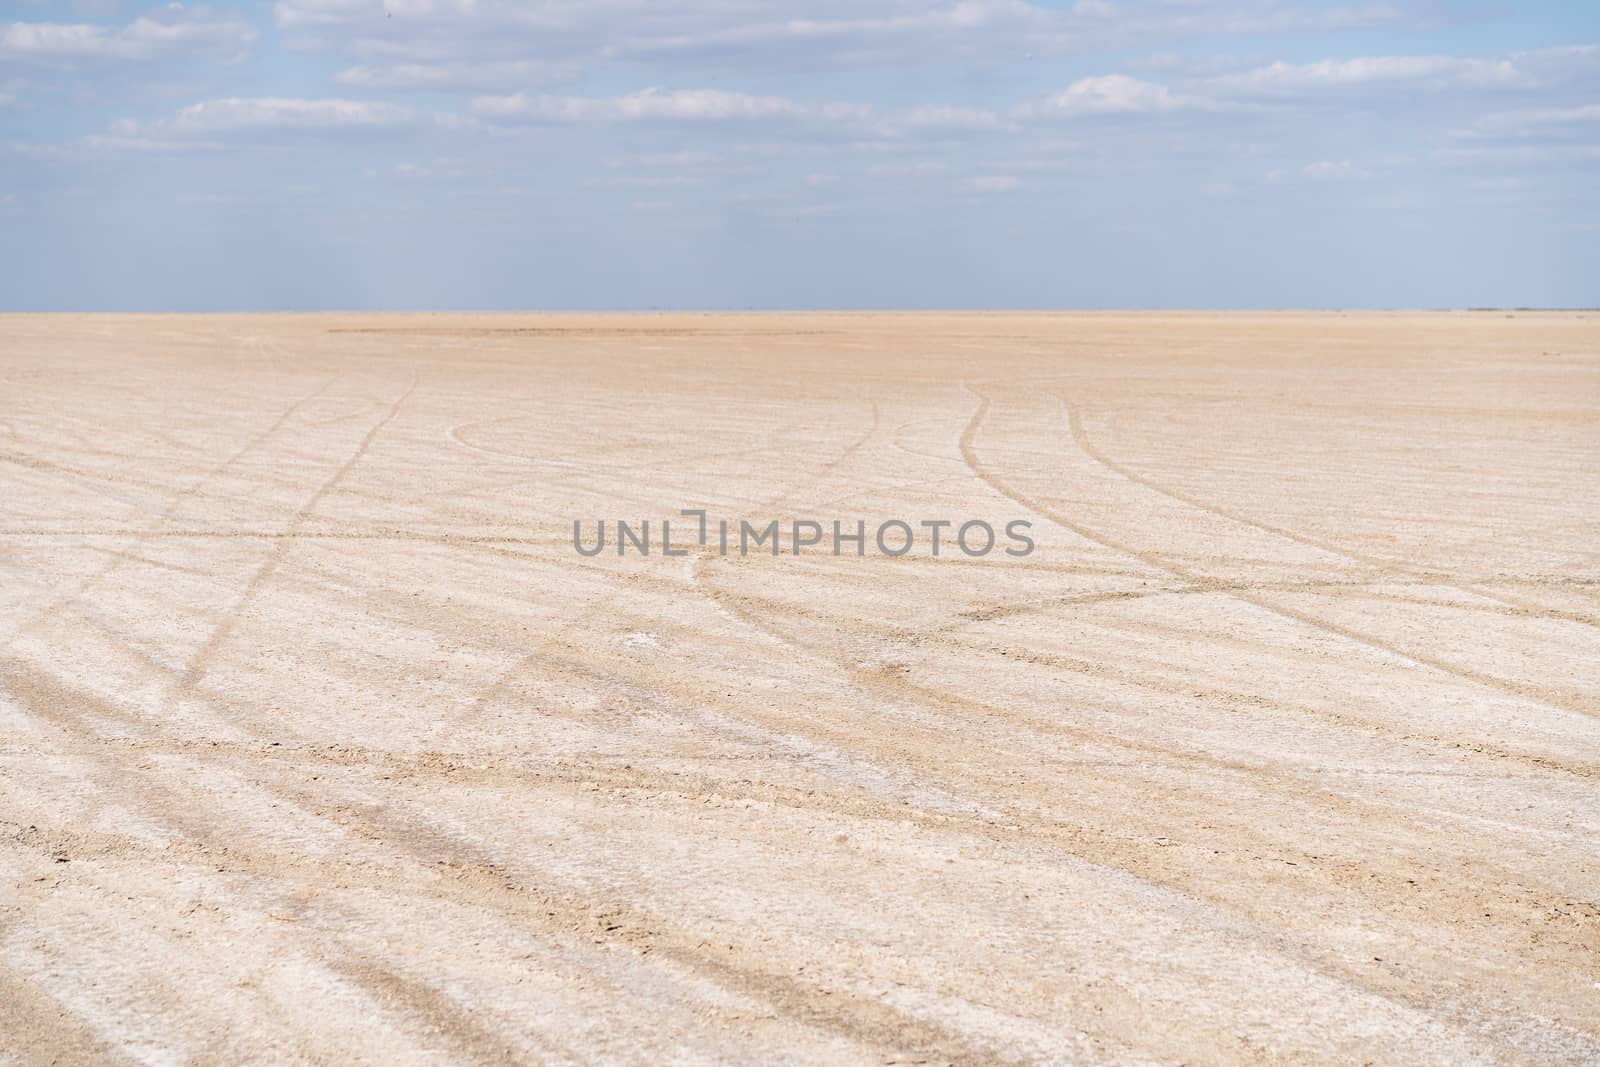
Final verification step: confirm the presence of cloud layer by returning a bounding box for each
[1,1,1595,309]
[2,6,255,64]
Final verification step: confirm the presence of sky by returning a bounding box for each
[1,0,1596,310]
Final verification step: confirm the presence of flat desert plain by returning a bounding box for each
[1,311,1598,1066]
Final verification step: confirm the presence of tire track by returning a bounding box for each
[959,383,1600,720]
[171,370,418,697]
[2,375,340,652]
[1059,394,1600,630]
[1,659,1026,1067]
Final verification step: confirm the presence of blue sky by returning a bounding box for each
[1,0,1596,309]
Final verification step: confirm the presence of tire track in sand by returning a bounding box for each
[959,383,1599,720]
[2,374,340,652]
[1058,393,1600,631]
[170,370,417,697]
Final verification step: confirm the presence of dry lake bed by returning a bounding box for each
[1,311,1597,1065]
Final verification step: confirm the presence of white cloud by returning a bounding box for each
[112,97,420,139]
[269,0,1409,85]
[470,86,1004,145]
[1459,102,1600,137]
[0,6,256,64]
[596,174,702,189]
[1019,74,1211,117]
[1203,44,1600,101]
[895,105,1006,131]
[1513,103,1600,125]
[89,133,224,152]
[474,88,815,124]
[1302,159,1363,179]
[964,174,1021,192]
[12,132,227,157]
[1267,159,1369,182]
[1207,55,1522,95]
[335,59,578,91]
[1441,143,1600,164]
[610,150,717,169]
[276,0,1078,70]
[1131,2,1404,36]
[597,1,1066,61]
[392,157,482,180]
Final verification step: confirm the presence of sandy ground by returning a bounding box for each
[0,311,1597,1065]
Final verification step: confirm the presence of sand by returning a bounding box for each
[0,311,1596,1065]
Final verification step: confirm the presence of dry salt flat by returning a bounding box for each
[1,311,1597,1065]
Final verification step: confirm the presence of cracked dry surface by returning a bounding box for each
[0,311,1597,1065]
